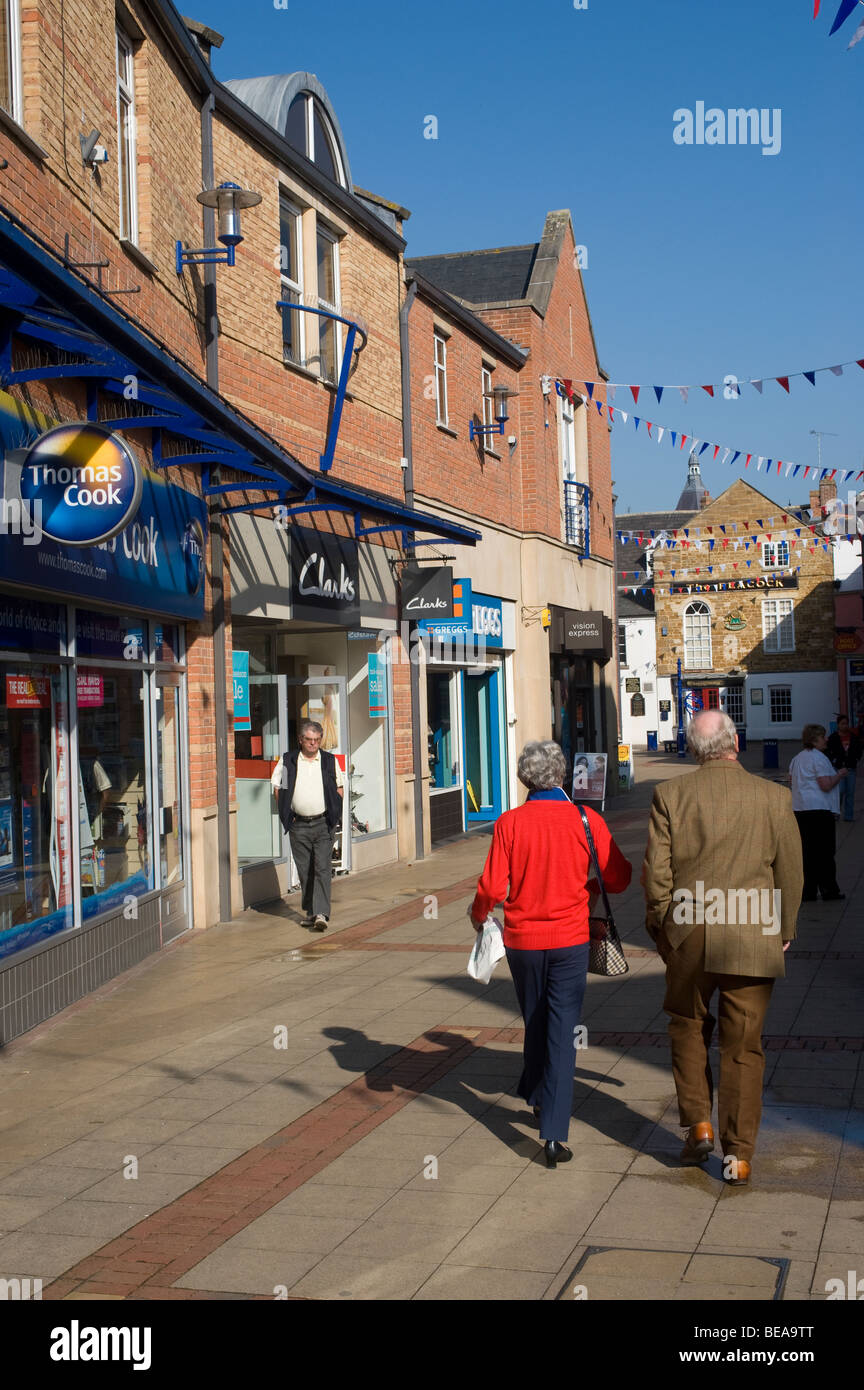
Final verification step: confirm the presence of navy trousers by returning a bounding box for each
[506,942,590,1142]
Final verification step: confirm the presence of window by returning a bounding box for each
[481,366,495,451]
[762,541,790,568]
[315,224,341,383]
[769,686,792,723]
[0,0,22,121]
[684,601,712,668]
[434,332,448,425]
[116,29,138,243]
[560,395,576,479]
[564,480,590,551]
[279,198,304,366]
[618,624,628,667]
[762,598,795,653]
[284,92,347,187]
[722,686,743,724]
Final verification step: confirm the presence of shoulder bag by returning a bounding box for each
[576,803,629,977]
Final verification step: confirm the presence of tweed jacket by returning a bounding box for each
[642,759,803,978]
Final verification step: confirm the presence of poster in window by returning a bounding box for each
[750,688,764,705]
[0,797,14,890]
[303,666,340,750]
[572,753,607,804]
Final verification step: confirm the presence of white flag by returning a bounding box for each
[679,386,690,404]
[720,448,730,465]
[656,426,665,443]
[848,17,864,48]
[608,384,618,402]
[751,380,764,394]
[619,410,628,423]
[830,364,844,376]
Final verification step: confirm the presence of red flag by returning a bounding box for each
[706,527,713,534]
[560,378,574,402]
[713,445,720,460]
[814,0,820,13]
[745,454,752,468]
[646,421,653,435]
[857,360,864,370]
[777,460,783,473]
[701,385,715,397]
[630,386,640,404]
[743,521,749,529]
[777,377,790,392]
[680,434,688,449]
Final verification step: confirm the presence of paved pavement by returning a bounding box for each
[0,746,861,1302]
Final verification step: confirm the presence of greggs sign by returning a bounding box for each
[18,423,142,546]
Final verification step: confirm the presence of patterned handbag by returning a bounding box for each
[577,804,629,978]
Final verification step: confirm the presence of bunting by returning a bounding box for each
[550,354,864,401]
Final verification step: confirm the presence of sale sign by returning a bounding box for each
[76,673,104,706]
[6,674,50,708]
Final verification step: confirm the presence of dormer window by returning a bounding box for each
[285,92,346,186]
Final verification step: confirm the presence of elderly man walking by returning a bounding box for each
[272,719,344,930]
[642,710,803,1184]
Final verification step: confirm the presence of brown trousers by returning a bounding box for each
[659,923,774,1163]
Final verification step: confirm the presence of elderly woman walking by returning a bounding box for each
[470,741,632,1166]
[790,724,848,902]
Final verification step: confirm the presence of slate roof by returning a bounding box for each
[405,245,539,306]
[618,595,655,618]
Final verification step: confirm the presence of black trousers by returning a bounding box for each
[289,818,335,917]
[794,810,840,899]
[505,942,589,1142]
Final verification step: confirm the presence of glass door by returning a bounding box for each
[155,678,183,889]
[462,668,503,824]
[282,676,350,875]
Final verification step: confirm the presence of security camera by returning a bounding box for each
[508,435,517,446]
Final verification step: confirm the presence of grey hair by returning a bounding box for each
[686,710,737,764]
[299,719,324,738]
[517,740,567,791]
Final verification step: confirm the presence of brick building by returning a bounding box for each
[406,211,619,834]
[0,0,474,1038]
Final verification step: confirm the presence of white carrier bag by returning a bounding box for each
[467,915,506,985]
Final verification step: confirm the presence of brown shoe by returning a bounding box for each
[723,1157,751,1185]
[680,1122,714,1165]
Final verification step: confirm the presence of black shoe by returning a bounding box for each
[544,1141,572,1168]
[821,893,846,901]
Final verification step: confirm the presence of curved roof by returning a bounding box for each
[223,71,352,189]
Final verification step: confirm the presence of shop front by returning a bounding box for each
[549,606,615,794]
[229,513,399,904]
[0,396,203,1041]
[419,582,515,845]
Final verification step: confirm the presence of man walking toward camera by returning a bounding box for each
[642,710,803,1185]
[272,719,344,930]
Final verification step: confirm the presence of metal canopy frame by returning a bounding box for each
[0,209,481,551]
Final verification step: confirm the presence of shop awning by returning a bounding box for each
[0,207,480,549]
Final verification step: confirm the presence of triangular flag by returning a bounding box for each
[830,0,859,36]
[699,442,710,455]
[777,377,790,393]
[701,384,715,397]
[857,360,864,370]
[620,410,629,424]
[751,380,763,394]
[679,386,689,404]
[656,426,665,443]
[630,386,640,404]
[680,434,688,449]
[670,431,677,448]
[803,371,816,386]
[830,365,844,376]
[745,454,752,467]
[585,382,595,399]
[730,451,740,466]
[713,445,720,460]
[596,400,603,415]
[653,386,663,403]
[849,18,864,48]
[608,384,618,402]
[634,417,641,431]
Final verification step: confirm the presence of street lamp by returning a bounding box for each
[176,181,262,273]
[469,384,519,441]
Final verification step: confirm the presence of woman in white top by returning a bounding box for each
[789,723,849,902]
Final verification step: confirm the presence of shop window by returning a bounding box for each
[684,601,712,668]
[0,0,22,122]
[116,27,138,244]
[722,687,743,724]
[427,671,461,789]
[234,635,282,866]
[769,686,792,723]
[434,331,448,426]
[347,637,392,836]
[762,598,795,654]
[77,665,153,914]
[0,664,73,960]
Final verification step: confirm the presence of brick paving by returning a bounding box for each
[0,748,862,1301]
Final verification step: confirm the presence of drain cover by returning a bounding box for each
[556,1247,789,1301]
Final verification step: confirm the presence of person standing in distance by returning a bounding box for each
[272,719,344,930]
[642,710,803,1187]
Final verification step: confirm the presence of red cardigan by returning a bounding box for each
[470,799,633,951]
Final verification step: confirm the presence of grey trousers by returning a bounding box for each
[289,818,334,918]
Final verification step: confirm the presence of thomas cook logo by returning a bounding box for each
[19,424,142,547]
[181,518,205,595]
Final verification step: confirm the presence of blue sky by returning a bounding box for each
[197,0,863,513]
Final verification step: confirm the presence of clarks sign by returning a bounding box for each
[289,525,360,623]
[400,566,454,619]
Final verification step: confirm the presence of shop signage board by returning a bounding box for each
[849,660,864,677]
[367,652,387,718]
[0,396,207,620]
[618,743,633,791]
[17,424,143,546]
[564,610,606,649]
[834,632,862,653]
[288,524,360,625]
[232,651,251,731]
[669,576,798,595]
[417,583,504,648]
[401,565,454,620]
[625,677,641,693]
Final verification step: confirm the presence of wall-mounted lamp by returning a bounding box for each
[469,385,519,441]
[176,181,262,274]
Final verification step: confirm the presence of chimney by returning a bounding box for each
[182,16,224,66]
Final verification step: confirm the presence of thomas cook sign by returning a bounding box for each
[18,424,143,546]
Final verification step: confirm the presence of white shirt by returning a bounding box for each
[271,751,344,817]
[789,748,839,814]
